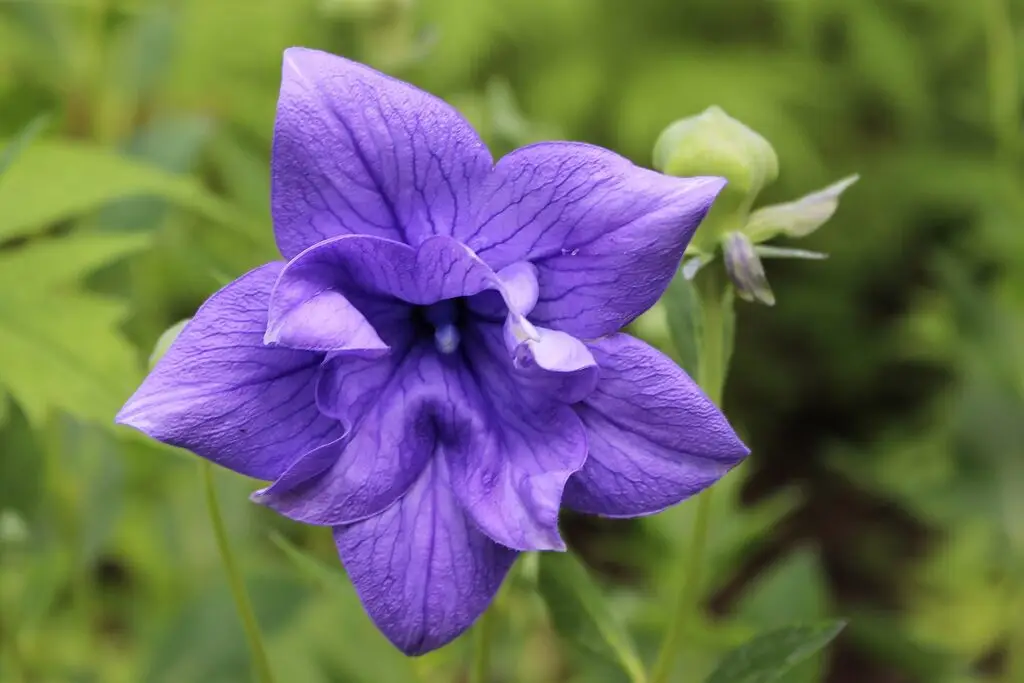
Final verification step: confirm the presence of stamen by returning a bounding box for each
[434,324,461,354]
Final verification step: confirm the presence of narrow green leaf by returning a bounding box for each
[0,140,246,242]
[110,2,178,101]
[537,551,647,683]
[0,398,44,521]
[744,175,859,243]
[721,284,736,384]
[269,532,348,593]
[704,621,846,683]
[144,573,309,683]
[664,270,703,378]
[753,246,828,260]
[99,116,216,232]
[270,532,421,683]
[0,114,50,178]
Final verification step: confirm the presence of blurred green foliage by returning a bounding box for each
[1,0,1022,682]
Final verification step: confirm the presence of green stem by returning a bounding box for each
[981,2,1024,681]
[470,605,495,683]
[982,0,1019,160]
[200,462,275,683]
[651,266,733,683]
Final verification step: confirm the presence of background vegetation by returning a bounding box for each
[1,0,1022,681]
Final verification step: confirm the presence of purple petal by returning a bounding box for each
[495,262,539,315]
[272,47,493,258]
[563,334,748,517]
[444,323,588,551]
[116,263,344,481]
[263,288,389,354]
[269,235,501,336]
[503,317,598,404]
[250,351,405,500]
[268,234,520,355]
[334,458,517,656]
[467,261,540,320]
[464,142,725,338]
[267,235,416,350]
[254,345,439,525]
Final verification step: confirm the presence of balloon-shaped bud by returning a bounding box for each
[654,107,779,247]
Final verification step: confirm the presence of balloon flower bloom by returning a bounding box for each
[117,48,749,655]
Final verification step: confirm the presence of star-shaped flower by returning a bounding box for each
[117,48,749,655]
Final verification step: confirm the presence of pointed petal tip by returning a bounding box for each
[249,487,270,504]
[113,399,145,432]
[705,175,729,192]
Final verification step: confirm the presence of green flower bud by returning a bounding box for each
[653,106,778,249]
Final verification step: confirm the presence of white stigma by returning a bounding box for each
[434,324,461,354]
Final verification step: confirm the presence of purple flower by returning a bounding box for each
[116,48,748,655]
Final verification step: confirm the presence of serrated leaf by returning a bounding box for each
[0,114,50,178]
[0,293,139,425]
[704,621,846,683]
[537,551,647,683]
[0,232,150,288]
[0,140,246,242]
[0,232,150,425]
[744,175,859,243]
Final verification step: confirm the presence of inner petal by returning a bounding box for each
[267,234,507,354]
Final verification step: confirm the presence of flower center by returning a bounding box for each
[422,299,462,355]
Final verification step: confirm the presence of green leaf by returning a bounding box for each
[0,232,151,425]
[665,269,703,378]
[536,551,647,683]
[744,175,859,243]
[270,532,421,683]
[704,622,846,683]
[144,573,309,683]
[0,232,150,288]
[754,246,828,260]
[0,140,246,242]
[0,114,50,178]
[270,532,349,592]
[0,398,44,521]
[98,116,216,233]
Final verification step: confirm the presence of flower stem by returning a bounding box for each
[200,461,276,683]
[981,2,1024,680]
[982,0,1019,161]
[470,605,495,683]
[651,266,733,683]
